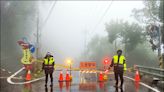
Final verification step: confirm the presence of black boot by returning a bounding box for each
[114,84,118,88]
[50,82,53,87]
[45,84,47,87]
[119,85,123,88]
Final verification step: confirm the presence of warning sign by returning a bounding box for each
[80,62,96,69]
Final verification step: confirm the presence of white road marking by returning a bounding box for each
[7,67,44,85]
[0,77,23,79]
[6,67,161,92]
[2,69,6,71]
[1,68,11,73]
[0,77,8,79]
[8,71,11,74]
[124,76,160,92]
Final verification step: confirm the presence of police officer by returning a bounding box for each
[42,52,55,87]
[109,49,127,88]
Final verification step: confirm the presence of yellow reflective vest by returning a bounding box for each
[44,57,55,65]
[113,55,127,71]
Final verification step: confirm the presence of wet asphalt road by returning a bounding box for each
[1,71,161,92]
[30,71,156,92]
[1,70,162,92]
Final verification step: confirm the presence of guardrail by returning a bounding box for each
[136,65,164,81]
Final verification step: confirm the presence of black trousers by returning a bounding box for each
[45,73,53,85]
[45,69,54,85]
[114,68,124,87]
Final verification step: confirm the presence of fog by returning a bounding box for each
[2,1,156,72]
[38,1,144,64]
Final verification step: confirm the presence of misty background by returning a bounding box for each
[1,1,163,72]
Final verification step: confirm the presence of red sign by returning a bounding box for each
[80,62,96,69]
[102,57,111,65]
[102,56,111,70]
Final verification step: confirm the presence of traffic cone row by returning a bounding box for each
[25,69,72,82]
[59,71,71,91]
[58,70,72,82]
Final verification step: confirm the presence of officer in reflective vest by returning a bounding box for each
[109,49,127,88]
[42,52,55,87]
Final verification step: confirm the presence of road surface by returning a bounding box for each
[1,69,162,92]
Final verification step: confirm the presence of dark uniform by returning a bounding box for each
[42,53,55,86]
[109,50,127,88]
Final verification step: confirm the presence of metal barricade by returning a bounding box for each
[136,65,164,81]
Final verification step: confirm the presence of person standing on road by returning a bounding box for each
[42,52,55,87]
[108,49,127,88]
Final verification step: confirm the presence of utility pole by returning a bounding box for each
[114,39,117,52]
[124,40,127,57]
[84,29,87,59]
[36,11,39,59]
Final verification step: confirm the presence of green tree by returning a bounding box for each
[105,20,158,67]
[127,43,158,67]
[132,0,164,43]
[132,1,160,23]
[105,20,145,54]
[81,35,114,68]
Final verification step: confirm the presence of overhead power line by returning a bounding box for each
[83,1,114,55]
[89,0,114,36]
[40,1,57,30]
[35,1,57,58]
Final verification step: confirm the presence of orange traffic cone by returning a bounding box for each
[26,70,31,81]
[135,70,140,82]
[58,71,64,82]
[98,72,103,82]
[65,71,70,82]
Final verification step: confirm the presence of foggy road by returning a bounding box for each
[1,1,164,92]
[1,70,161,92]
